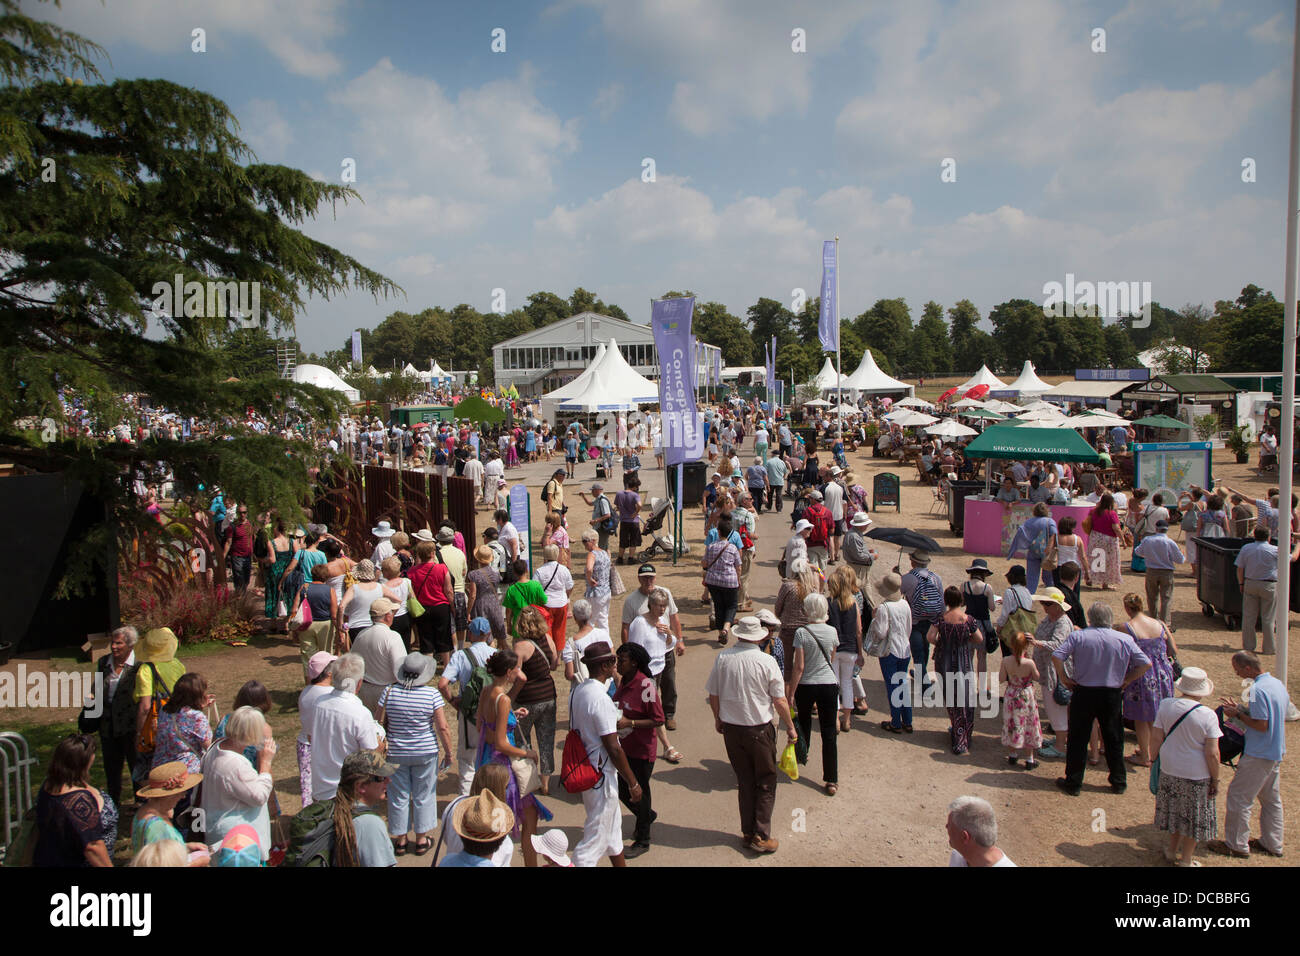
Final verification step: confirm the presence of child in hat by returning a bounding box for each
[961,559,997,693]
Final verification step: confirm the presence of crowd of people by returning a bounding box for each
[17,382,1294,871]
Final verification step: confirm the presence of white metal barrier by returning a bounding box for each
[0,732,36,863]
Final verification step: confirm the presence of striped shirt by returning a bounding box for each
[377,684,445,759]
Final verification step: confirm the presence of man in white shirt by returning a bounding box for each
[494,509,520,563]
[462,453,485,505]
[483,452,505,504]
[310,653,381,801]
[437,617,497,795]
[946,795,1016,867]
[570,642,643,867]
[351,599,406,717]
[822,469,846,563]
[706,617,796,854]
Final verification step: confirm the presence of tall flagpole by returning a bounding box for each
[835,235,843,442]
[1277,0,1299,719]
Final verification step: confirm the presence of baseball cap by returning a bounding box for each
[1155,519,1170,532]
[342,750,397,780]
[637,564,656,577]
[468,616,491,636]
[306,652,337,682]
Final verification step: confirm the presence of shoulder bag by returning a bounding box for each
[1149,703,1203,796]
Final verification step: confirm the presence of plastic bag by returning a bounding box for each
[778,742,799,781]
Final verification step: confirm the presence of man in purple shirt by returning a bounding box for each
[1052,602,1151,796]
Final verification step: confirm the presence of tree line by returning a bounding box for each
[298,283,1286,386]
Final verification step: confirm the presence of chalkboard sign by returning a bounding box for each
[873,472,901,512]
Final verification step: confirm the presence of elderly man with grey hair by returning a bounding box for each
[946,796,1016,866]
[309,652,382,802]
[1052,602,1152,796]
[96,625,140,806]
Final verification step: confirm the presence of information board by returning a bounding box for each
[873,472,901,512]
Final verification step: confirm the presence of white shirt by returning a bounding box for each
[704,643,785,726]
[297,683,332,744]
[569,678,619,778]
[1153,698,1221,780]
[310,689,380,800]
[621,586,679,629]
[823,481,846,521]
[498,521,520,559]
[536,561,574,608]
[784,534,809,570]
[371,539,395,567]
[352,622,406,687]
[627,615,676,676]
[462,459,484,485]
[443,642,495,694]
[200,745,273,860]
[867,597,913,658]
[949,849,1017,867]
[563,628,611,682]
[484,459,504,482]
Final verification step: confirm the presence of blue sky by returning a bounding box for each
[41,0,1295,355]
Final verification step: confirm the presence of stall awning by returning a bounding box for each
[1038,380,1130,402]
[963,425,1103,463]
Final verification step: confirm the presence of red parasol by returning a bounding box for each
[963,384,990,399]
[938,386,959,402]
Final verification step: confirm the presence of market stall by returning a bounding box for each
[958,424,1103,557]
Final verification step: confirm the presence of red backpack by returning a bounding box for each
[560,688,605,793]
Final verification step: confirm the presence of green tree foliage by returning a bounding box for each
[853,298,911,370]
[910,301,952,375]
[695,301,755,366]
[747,297,797,359]
[988,299,1046,370]
[1103,323,1138,368]
[1212,286,1285,371]
[0,1,400,591]
[1122,302,1178,353]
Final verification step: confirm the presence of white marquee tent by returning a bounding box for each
[841,349,914,395]
[293,364,361,402]
[813,357,847,391]
[1003,360,1053,396]
[555,338,660,412]
[955,364,1007,392]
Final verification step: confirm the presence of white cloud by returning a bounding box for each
[47,0,347,78]
[390,254,440,278]
[566,0,867,134]
[329,58,579,203]
[1248,12,1288,43]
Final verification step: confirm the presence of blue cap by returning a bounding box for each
[468,617,491,636]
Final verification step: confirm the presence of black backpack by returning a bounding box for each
[1216,706,1245,767]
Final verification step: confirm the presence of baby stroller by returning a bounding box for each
[637,496,680,562]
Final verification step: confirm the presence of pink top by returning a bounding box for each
[1090,509,1121,537]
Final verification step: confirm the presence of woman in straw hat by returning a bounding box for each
[131,761,209,865]
[1150,667,1222,867]
[132,627,185,787]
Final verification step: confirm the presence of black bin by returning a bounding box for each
[667,461,708,508]
[1195,536,1250,628]
[947,481,986,534]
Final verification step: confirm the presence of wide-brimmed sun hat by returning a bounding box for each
[878,572,903,600]
[1175,667,1214,699]
[732,617,768,642]
[452,790,515,842]
[353,559,376,582]
[1030,587,1071,611]
[371,520,395,539]
[398,652,437,688]
[138,760,203,798]
[530,829,572,866]
[850,512,872,528]
[135,627,178,664]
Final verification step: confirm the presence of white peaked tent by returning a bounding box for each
[556,338,660,411]
[401,363,420,378]
[542,343,607,404]
[955,364,1007,392]
[841,349,914,395]
[366,365,382,379]
[293,364,360,402]
[1004,360,1052,396]
[813,357,846,390]
[429,361,450,381]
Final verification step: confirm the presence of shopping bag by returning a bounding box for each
[778,742,799,781]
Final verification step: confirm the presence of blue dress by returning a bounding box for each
[1122,628,1174,723]
[476,706,552,838]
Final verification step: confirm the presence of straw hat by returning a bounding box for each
[452,790,515,842]
[1030,587,1072,611]
[138,760,203,798]
[135,627,178,664]
[353,559,376,582]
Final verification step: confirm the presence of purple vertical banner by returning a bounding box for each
[351,330,363,365]
[508,484,531,574]
[818,240,838,353]
[651,296,701,467]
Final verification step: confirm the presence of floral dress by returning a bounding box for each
[266,544,293,617]
[467,566,506,643]
[933,615,979,753]
[1121,627,1175,723]
[1002,673,1043,750]
[152,707,212,773]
